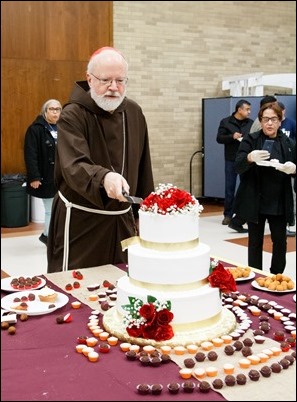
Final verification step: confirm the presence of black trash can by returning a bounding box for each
[1,174,29,227]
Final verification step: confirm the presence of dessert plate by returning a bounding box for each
[234,271,255,282]
[293,294,296,303]
[251,280,296,293]
[1,290,69,316]
[1,277,46,292]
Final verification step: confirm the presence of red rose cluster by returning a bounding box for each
[126,303,174,342]
[207,262,237,293]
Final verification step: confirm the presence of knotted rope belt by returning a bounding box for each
[58,191,131,271]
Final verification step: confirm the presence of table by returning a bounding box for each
[1,262,296,401]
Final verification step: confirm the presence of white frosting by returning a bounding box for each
[116,276,221,327]
[115,195,223,332]
[128,243,210,285]
[139,210,199,244]
[38,286,56,296]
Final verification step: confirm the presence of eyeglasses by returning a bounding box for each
[48,107,62,112]
[261,116,279,124]
[90,73,128,87]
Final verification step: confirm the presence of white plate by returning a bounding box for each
[235,271,256,282]
[293,294,296,302]
[1,290,69,315]
[1,277,46,292]
[251,280,296,293]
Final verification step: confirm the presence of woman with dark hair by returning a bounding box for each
[233,102,296,275]
[24,99,62,245]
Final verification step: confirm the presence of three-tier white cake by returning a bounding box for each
[103,184,236,346]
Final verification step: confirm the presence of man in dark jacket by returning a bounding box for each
[47,47,154,272]
[216,99,253,232]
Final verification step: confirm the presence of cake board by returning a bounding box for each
[103,306,237,348]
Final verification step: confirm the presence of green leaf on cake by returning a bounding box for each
[122,296,143,313]
[147,295,157,303]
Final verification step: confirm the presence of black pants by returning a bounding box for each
[248,214,287,274]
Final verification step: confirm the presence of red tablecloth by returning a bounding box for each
[1,263,296,401]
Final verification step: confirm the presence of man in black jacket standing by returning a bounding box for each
[216,99,253,232]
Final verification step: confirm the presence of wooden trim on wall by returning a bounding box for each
[1,1,113,174]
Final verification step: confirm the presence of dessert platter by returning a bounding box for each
[1,276,46,292]
[251,280,296,293]
[1,288,69,315]
[235,271,255,282]
[103,184,237,347]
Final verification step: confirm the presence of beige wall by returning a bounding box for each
[113,1,296,196]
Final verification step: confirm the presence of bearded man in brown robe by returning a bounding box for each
[47,47,154,272]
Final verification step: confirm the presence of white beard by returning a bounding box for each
[90,87,126,112]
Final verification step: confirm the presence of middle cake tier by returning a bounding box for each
[127,242,210,285]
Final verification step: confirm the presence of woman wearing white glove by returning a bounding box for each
[233,102,296,275]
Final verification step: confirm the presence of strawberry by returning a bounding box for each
[73,281,80,289]
[75,271,83,280]
[63,313,73,323]
[65,283,73,291]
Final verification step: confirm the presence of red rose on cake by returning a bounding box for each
[123,296,174,341]
[140,183,203,215]
[207,261,237,293]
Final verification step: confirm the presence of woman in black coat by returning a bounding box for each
[233,102,296,275]
[24,99,62,245]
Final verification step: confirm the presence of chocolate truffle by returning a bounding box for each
[182,381,195,393]
[224,345,235,356]
[284,355,295,365]
[248,369,260,381]
[125,351,137,361]
[195,352,206,362]
[212,378,224,390]
[151,384,163,395]
[183,358,196,368]
[271,363,282,373]
[167,383,180,394]
[160,354,171,364]
[273,330,285,341]
[236,373,247,385]
[139,356,150,366]
[243,338,253,347]
[253,329,265,336]
[233,340,243,351]
[279,358,290,369]
[241,346,253,357]
[260,365,272,378]
[199,381,211,393]
[137,384,150,395]
[224,375,236,386]
[207,351,218,361]
[150,356,162,367]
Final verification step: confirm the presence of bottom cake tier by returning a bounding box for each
[103,306,237,348]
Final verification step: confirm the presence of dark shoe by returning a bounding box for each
[286,229,296,237]
[39,234,48,246]
[228,222,248,233]
[222,216,232,225]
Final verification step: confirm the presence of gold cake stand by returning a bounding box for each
[103,306,237,348]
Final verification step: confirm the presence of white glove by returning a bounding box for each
[249,150,270,163]
[275,161,296,175]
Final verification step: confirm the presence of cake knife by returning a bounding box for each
[122,190,143,204]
